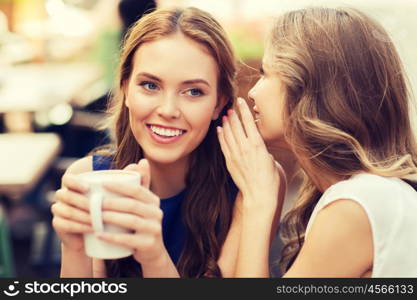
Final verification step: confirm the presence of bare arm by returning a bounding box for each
[218,165,286,278]
[141,253,179,278]
[217,98,287,277]
[235,164,287,277]
[284,199,373,277]
[92,258,107,278]
[60,245,92,278]
[218,193,243,277]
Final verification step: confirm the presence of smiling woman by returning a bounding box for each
[124,32,221,165]
[51,7,240,278]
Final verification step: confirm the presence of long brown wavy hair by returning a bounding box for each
[100,7,237,277]
[267,7,417,272]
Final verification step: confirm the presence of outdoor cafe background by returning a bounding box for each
[0,0,416,277]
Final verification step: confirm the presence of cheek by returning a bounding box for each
[126,93,155,120]
[253,82,268,107]
[185,100,217,131]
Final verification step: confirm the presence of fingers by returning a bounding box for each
[227,109,247,143]
[52,216,93,234]
[123,160,151,189]
[222,114,242,157]
[217,126,230,161]
[61,174,89,194]
[237,97,264,144]
[102,196,157,217]
[51,202,91,225]
[54,188,90,211]
[102,181,159,205]
[97,232,157,253]
[124,163,140,171]
[137,159,151,189]
[101,210,162,232]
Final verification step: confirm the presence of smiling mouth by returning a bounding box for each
[147,124,187,137]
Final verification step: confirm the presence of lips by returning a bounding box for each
[148,124,185,137]
[253,105,260,122]
[146,124,187,144]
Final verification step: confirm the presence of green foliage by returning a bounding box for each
[229,29,264,62]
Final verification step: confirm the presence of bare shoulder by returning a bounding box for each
[315,198,373,248]
[65,156,93,176]
[284,198,373,277]
[320,198,371,225]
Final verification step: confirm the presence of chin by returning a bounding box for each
[263,132,287,146]
[147,155,182,165]
[144,149,188,165]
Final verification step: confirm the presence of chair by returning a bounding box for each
[0,204,14,277]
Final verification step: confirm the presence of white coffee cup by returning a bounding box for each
[77,169,140,259]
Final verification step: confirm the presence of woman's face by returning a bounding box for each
[248,47,287,146]
[125,33,222,165]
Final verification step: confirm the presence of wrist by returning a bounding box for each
[60,243,92,277]
[241,193,278,216]
[139,249,173,273]
[62,243,86,255]
[137,239,169,266]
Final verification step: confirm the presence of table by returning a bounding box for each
[0,62,103,113]
[0,133,61,198]
[0,62,104,132]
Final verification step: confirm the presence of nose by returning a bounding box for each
[248,85,256,104]
[156,94,181,119]
[248,84,259,113]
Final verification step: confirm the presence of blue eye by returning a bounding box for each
[139,81,159,91]
[186,88,204,97]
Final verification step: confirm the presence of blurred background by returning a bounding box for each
[0,0,416,277]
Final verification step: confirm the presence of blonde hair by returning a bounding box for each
[269,7,417,271]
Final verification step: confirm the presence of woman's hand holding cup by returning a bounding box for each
[96,159,168,266]
[51,174,93,253]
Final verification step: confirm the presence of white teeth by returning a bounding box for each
[150,125,184,137]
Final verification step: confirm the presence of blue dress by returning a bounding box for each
[92,155,237,265]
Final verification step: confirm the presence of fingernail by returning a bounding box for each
[222,116,227,123]
[228,109,234,115]
[216,126,222,133]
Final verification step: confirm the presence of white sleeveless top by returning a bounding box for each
[305,173,417,277]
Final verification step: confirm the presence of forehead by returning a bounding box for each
[131,33,218,82]
[262,44,275,71]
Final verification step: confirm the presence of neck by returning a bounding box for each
[302,164,345,192]
[146,156,188,199]
[268,145,299,182]
[315,174,338,192]
[269,146,303,217]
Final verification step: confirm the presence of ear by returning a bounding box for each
[212,96,228,120]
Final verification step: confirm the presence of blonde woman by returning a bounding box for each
[219,7,417,277]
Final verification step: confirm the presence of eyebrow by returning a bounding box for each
[135,72,161,82]
[135,72,211,87]
[182,79,211,87]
